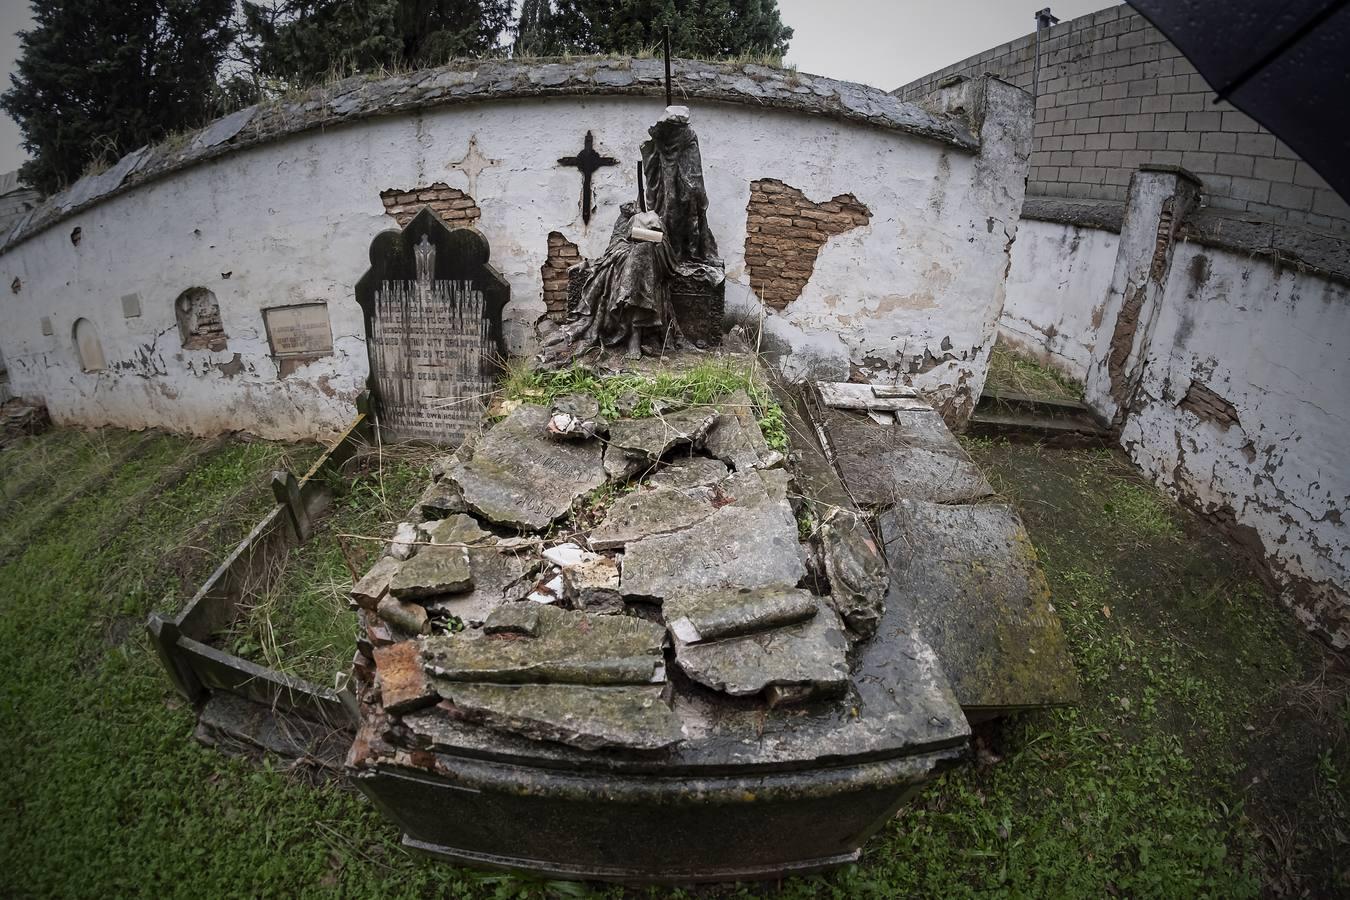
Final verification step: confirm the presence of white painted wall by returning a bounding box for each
[0,90,1029,439]
[999,218,1119,382]
[1122,240,1350,646]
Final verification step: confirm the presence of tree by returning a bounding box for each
[243,0,514,85]
[518,0,793,59]
[1,0,235,195]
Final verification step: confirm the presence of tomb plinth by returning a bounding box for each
[356,208,508,445]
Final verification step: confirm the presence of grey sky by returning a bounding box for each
[0,0,1116,179]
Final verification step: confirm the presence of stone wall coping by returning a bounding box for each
[0,57,979,255]
[1022,194,1350,285]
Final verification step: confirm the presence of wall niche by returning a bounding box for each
[175,287,228,351]
[72,318,105,372]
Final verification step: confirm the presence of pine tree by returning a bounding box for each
[1,0,235,195]
[244,0,514,85]
[529,0,792,59]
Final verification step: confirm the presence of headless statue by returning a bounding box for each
[542,107,723,362]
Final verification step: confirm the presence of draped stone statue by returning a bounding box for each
[542,107,724,362]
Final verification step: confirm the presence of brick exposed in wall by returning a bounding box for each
[743,179,871,310]
[380,183,480,228]
[1179,380,1240,428]
[541,231,580,321]
[894,3,1350,233]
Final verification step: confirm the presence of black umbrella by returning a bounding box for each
[1129,0,1350,202]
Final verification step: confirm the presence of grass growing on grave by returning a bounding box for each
[3,426,1345,896]
[984,342,1084,402]
[500,357,789,451]
[216,443,430,686]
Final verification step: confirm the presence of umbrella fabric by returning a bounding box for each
[1129,0,1350,202]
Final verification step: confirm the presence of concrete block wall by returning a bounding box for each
[895,3,1350,234]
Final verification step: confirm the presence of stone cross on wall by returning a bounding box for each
[448,135,499,198]
[557,131,617,224]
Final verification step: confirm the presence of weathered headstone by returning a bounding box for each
[356,207,508,444]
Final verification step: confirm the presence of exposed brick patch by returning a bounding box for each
[541,231,580,321]
[743,179,871,310]
[175,287,227,352]
[1179,380,1240,428]
[380,183,480,228]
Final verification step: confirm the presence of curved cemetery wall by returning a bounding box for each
[0,60,1031,439]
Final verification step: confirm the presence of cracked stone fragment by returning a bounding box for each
[665,586,818,644]
[703,389,781,471]
[417,481,464,520]
[562,556,623,613]
[422,604,666,685]
[377,595,430,635]
[351,555,401,611]
[720,466,792,508]
[422,513,492,547]
[541,542,593,568]
[483,602,542,636]
[603,406,720,480]
[449,404,606,531]
[390,545,473,599]
[673,603,850,701]
[387,522,420,560]
[374,641,437,714]
[818,513,887,640]
[621,501,806,601]
[423,542,538,627]
[433,682,683,751]
[589,487,714,550]
[645,455,728,491]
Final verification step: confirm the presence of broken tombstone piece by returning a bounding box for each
[449,403,606,531]
[664,586,818,644]
[389,544,473,599]
[645,455,728,491]
[374,641,438,714]
[351,555,401,611]
[603,406,720,480]
[817,512,888,640]
[673,603,850,701]
[422,513,493,547]
[589,487,714,550]
[432,682,683,752]
[377,595,430,636]
[541,542,594,569]
[561,556,623,613]
[423,540,539,628]
[703,389,781,471]
[421,604,666,685]
[483,602,543,636]
[417,481,465,520]
[387,521,421,560]
[547,393,605,440]
[621,500,806,601]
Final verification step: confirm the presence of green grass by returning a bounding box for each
[500,358,788,452]
[2,427,1345,896]
[985,343,1084,402]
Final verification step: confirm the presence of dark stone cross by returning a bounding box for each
[558,131,617,224]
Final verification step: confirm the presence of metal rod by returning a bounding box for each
[663,27,672,108]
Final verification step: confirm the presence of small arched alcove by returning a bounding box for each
[174,287,228,351]
[72,318,105,372]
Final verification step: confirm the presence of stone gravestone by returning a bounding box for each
[356,208,509,444]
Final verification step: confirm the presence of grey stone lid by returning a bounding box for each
[2,57,978,254]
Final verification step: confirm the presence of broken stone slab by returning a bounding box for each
[421,513,493,547]
[351,555,402,611]
[421,604,667,686]
[541,542,594,568]
[374,641,438,714]
[703,389,781,471]
[431,682,683,752]
[720,466,792,508]
[449,404,607,531]
[562,556,623,613]
[811,406,993,507]
[817,512,888,640]
[665,586,818,644]
[547,394,605,440]
[621,500,806,601]
[814,381,926,411]
[673,603,850,701]
[417,481,465,520]
[387,521,421,560]
[879,499,1080,714]
[423,542,539,627]
[390,545,473,599]
[603,406,720,480]
[645,455,728,491]
[377,595,430,635]
[483,602,543,636]
[588,487,714,550]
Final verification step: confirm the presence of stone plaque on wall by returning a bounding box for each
[356,207,508,445]
[264,303,332,356]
